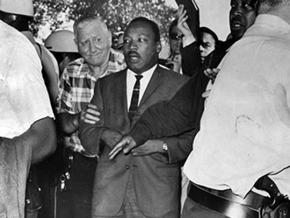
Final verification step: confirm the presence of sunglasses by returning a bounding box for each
[169,33,184,40]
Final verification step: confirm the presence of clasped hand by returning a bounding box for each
[108,136,165,160]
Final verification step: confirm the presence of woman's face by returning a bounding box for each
[199,32,216,61]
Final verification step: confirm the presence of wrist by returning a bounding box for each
[183,34,196,47]
[72,113,80,129]
[161,141,168,154]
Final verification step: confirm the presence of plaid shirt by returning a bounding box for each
[57,49,126,155]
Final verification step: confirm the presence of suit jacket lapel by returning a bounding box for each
[139,66,162,106]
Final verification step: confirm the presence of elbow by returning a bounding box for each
[56,113,78,135]
[45,123,57,156]
[31,118,57,163]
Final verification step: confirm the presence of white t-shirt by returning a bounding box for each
[0,20,54,138]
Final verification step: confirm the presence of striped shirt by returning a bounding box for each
[57,49,126,154]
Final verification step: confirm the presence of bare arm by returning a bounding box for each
[57,104,100,135]
[11,117,57,164]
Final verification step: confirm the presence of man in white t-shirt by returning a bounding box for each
[0,0,56,217]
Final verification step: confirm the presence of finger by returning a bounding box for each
[202,90,211,98]
[108,139,127,159]
[108,146,123,160]
[87,104,98,109]
[204,69,211,77]
[86,108,100,116]
[212,68,220,75]
[123,143,136,154]
[83,119,97,124]
[84,112,99,119]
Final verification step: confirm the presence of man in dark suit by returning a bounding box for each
[79,17,193,218]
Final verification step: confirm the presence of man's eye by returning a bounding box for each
[138,38,146,43]
[243,3,253,11]
[81,40,89,46]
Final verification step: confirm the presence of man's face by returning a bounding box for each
[199,32,216,61]
[123,21,161,74]
[230,0,257,40]
[75,20,111,68]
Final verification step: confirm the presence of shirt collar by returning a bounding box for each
[127,64,158,79]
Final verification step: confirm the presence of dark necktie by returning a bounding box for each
[128,74,143,122]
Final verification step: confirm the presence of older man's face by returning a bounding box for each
[230,0,257,40]
[75,20,111,68]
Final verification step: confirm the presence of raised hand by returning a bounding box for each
[177,5,196,47]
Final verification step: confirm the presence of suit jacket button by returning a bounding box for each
[125,165,130,169]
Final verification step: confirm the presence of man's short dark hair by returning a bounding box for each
[127,17,161,42]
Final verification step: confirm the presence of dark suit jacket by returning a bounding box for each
[80,66,193,218]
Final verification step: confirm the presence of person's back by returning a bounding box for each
[0,14,56,218]
[185,12,290,196]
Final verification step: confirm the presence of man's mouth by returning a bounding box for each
[127,51,140,62]
[231,21,244,30]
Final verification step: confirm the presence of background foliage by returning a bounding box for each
[31,0,177,41]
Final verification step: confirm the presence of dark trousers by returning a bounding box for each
[181,196,226,218]
[56,152,97,218]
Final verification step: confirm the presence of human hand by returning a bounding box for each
[80,103,100,124]
[101,129,123,149]
[177,4,195,46]
[132,140,164,156]
[108,135,136,160]
[166,54,182,73]
[203,68,220,82]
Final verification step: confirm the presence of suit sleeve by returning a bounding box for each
[162,129,196,165]
[130,75,205,146]
[181,42,202,77]
[79,80,106,156]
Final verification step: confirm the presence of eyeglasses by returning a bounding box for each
[169,33,184,40]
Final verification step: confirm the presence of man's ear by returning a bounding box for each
[74,37,78,46]
[108,30,112,47]
[156,41,162,54]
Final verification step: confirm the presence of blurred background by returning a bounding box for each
[32,0,230,57]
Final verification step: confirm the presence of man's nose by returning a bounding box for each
[199,45,204,52]
[89,40,99,52]
[129,40,138,50]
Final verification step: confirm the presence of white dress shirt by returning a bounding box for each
[126,65,157,109]
[184,14,290,198]
[0,20,54,138]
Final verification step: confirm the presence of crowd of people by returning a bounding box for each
[1,0,290,217]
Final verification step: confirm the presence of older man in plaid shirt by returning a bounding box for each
[56,14,126,218]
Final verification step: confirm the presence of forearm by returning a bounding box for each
[164,129,196,164]
[130,77,204,146]
[13,117,56,164]
[79,121,105,155]
[57,112,80,135]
